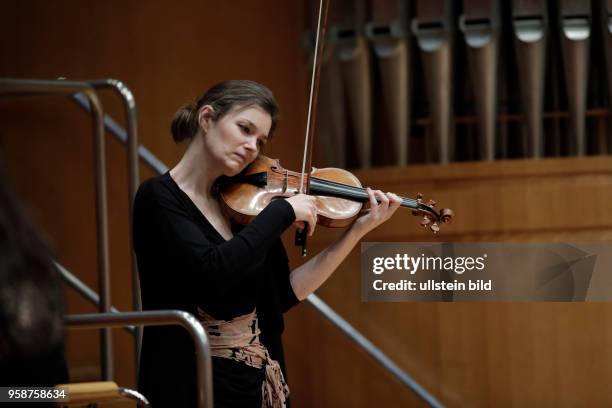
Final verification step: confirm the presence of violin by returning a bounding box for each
[218,155,453,233]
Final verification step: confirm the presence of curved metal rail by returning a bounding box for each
[65,310,213,408]
[308,296,443,408]
[78,78,143,379]
[54,261,135,335]
[118,387,150,407]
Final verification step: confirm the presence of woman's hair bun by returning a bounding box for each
[171,80,280,144]
[170,104,198,143]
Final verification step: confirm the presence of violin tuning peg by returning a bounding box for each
[427,199,436,207]
[416,192,423,200]
[430,223,440,233]
[440,208,454,223]
[420,216,431,227]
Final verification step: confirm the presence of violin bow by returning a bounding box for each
[296,0,331,256]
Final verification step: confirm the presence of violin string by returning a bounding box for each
[266,173,419,207]
[310,178,420,208]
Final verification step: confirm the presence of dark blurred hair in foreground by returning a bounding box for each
[0,159,68,392]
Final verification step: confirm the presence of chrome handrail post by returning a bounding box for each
[85,78,143,381]
[89,83,113,381]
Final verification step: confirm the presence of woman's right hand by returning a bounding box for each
[285,194,318,236]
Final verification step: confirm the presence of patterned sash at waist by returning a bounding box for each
[197,307,289,408]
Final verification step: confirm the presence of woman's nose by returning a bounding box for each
[245,137,258,151]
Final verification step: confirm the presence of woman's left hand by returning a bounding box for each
[351,188,402,237]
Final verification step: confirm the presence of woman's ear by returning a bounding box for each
[198,105,214,132]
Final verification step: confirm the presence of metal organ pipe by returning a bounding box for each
[512,0,547,158]
[412,0,454,164]
[559,0,592,156]
[366,0,411,166]
[331,0,373,168]
[460,0,501,161]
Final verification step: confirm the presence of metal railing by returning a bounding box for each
[118,387,150,407]
[308,296,443,408]
[65,310,213,408]
[72,78,143,378]
[71,92,168,174]
[54,261,135,335]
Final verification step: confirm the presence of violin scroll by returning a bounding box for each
[412,192,454,234]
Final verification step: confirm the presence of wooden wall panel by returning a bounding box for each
[284,156,612,407]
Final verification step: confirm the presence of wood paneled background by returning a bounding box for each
[1,1,612,407]
[284,157,612,407]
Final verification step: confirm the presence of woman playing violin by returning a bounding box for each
[133,80,401,407]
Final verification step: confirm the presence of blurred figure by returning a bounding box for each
[0,160,68,404]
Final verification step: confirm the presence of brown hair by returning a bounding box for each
[171,80,279,143]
